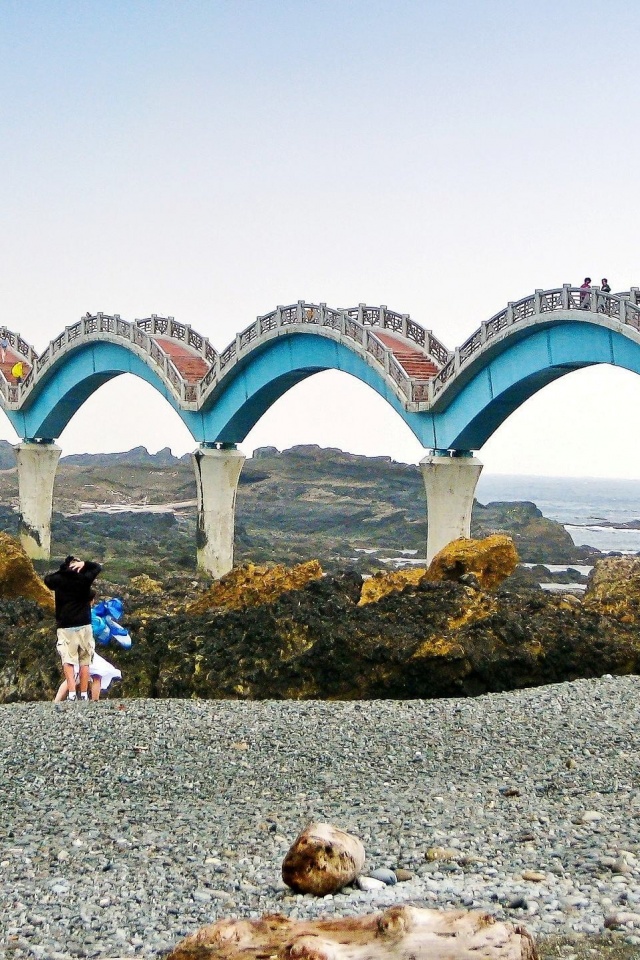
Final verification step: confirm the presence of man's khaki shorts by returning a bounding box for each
[56,625,95,667]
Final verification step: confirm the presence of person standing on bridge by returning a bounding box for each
[45,556,102,702]
[579,278,592,309]
[598,279,611,313]
[0,332,8,362]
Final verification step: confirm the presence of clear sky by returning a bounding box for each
[2,0,639,476]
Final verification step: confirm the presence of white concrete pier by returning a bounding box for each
[191,445,246,578]
[420,451,483,564]
[14,441,62,560]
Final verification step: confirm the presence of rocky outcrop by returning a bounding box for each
[129,574,163,595]
[0,533,54,611]
[425,535,519,590]
[583,557,640,623]
[89,574,640,701]
[4,555,640,703]
[0,598,58,702]
[359,568,426,605]
[188,560,323,614]
[359,536,518,605]
[471,500,579,563]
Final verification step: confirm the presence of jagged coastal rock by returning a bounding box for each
[425,534,519,590]
[1,534,640,703]
[189,560,323,614]
[583,556,640,622]
[359,536,518,604]
[359,567,427,605]
[470,499,579,563]
[0,532,54,611]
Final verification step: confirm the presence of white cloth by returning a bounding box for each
[73,652,122,691]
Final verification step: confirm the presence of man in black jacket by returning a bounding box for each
[44,556,102,701]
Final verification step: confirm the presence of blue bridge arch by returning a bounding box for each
[427,318,640,450]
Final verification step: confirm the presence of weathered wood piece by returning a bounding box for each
[167,905,538,960]
[282,822,366,895]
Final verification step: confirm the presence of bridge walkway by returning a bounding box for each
[0,347,31,383]
[374,331,440,380]
[153,337,210,383]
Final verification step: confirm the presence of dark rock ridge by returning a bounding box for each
[2,565,639,703]
[61,445,189,467]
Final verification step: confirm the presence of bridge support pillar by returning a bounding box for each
[192,444,245,579]
[420,451,483,565]
[14,440,62,560]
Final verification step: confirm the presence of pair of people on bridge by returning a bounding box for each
[580,277,611,308]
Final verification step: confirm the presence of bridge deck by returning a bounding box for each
[154,337,210,383]
[374,332,440,379]
[0,347,30,383]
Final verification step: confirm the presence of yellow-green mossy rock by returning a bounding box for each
[0,532,55,611]
[188,560,324,614]
[359,568,427,605]
[129,574,163,594]
[583,557,640,623]
[426,534,518,590]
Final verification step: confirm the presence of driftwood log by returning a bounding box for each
[282,822,366,895]
[166,905,538,960]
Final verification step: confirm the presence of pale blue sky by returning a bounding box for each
[1,0,639,475]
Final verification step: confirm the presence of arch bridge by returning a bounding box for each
[3,283,640,575]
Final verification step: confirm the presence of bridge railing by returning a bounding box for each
[429,285,640,402]
[7,313,197,406]
[0,327,38,365]
[613,288,640,305]
[0,328,39,401]
[343,304,451,366]
[198,300,449,405]
[136,315,218,366]
[0,326,39,401]
[1,299,448,409]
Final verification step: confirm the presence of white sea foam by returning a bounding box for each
[522,563,593,575]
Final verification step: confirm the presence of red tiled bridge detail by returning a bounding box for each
[154,337,210,383]
[375,332,440,380]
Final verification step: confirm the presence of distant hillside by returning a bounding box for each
[0,443,584,576]
[61,445,188,467]
[0,440,15,470]
[0,442,190,470]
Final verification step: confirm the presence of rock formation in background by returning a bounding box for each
[0,533,54,612]
[583,557,640,623]
[188,560,323,614]
[425,535,519,590]
[0,445,590,578]
[3,549,640,704]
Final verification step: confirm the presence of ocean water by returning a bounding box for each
[476,474,640,553]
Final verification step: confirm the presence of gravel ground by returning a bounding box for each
[3,677,640,959]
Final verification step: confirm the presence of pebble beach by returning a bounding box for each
[2,677,640,958]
